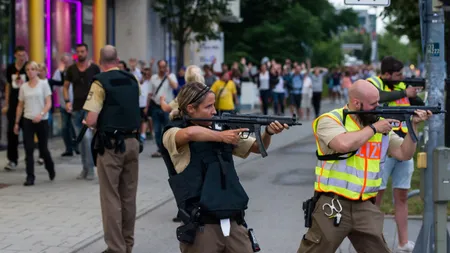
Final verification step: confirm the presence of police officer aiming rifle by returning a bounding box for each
[161,81,290,253]
[298,80,432,253]
[82,45,142,253]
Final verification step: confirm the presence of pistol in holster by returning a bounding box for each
[302,193,320,228]
[176,207,201,244]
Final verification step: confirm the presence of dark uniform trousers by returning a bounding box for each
[97,138,140,253]
[297,194,391,253]
[180,221,253,253]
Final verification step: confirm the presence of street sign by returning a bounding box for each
[426,42,440,57]
[344,0,391,6]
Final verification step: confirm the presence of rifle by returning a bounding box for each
[184,113,302,157]
[383,78,426,88]
[343,105,446,143]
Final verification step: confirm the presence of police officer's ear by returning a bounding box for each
[186,104,196,115]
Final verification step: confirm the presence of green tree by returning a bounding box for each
[377,32,420,64]
[382,0,450,74]
[152,0,231,69]
[221,0,359,66]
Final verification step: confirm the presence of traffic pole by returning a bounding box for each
[413,0,447,252]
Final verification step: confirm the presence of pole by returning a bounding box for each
[413,0,446,252]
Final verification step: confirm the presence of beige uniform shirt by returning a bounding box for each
[163,128,256,173]
[316,115,404,156]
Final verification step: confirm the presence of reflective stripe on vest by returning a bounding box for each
[367,76,383,89]
[312,108,390,200]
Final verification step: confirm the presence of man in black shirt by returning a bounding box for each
[2,46,28,171]
[63,43,101,180]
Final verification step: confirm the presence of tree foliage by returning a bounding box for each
[381,0,450,73]
[221,0,359,67]
[152,0,232,69]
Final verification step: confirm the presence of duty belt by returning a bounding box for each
[315,191,375,205]
[199,212,245,225]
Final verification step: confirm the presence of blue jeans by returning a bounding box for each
[61,108,77,153]
[71,110,94,174]
[272,92,285,115]
[151,107,169,152]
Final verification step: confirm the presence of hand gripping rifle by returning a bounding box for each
[342,104,446,143]
[184,112,302,157]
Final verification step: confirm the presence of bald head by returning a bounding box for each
[100,45,118,65]
[349,80,378,100]
[348,79,380,110]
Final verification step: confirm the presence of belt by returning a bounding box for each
[317,191,375,204]
[104,132,138,139]
[199,213,244,225]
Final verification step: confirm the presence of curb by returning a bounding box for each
[384,215,450,221]
[71,131,316,253]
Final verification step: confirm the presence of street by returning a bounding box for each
[1,100,448,253]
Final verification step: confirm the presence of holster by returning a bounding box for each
[175,207,201,244]
[302,192,321,228]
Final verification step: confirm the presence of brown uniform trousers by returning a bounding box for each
[180,221,254,253]
[97,138,140,253]
[297,194,392,253]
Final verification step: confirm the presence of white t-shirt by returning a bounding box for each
[302,76,313,98]
[259,71,270,90]
[273,76,285,93]
[18,79,52,120]
[150,73,177,105]
[139,80,150,108]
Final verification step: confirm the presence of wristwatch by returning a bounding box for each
[40,112,45,116]
[369,124,377,134]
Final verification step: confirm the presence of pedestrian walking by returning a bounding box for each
[82,45,142,253]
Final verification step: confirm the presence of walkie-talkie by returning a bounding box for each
[248,228,261,252]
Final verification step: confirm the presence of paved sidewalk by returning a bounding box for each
[0,100,341,253]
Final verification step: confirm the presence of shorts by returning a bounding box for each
[332,86,340,93]
[379,156,414,190]
[301,96,312,108]
[140,108,148,122]
[290,94,302,108]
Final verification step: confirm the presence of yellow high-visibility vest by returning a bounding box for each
[313,107,390,200]
[367,76,410,133]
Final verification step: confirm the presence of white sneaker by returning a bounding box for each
[4,161,17,171]
[396,241,415,252]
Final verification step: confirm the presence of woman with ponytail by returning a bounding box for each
[160,79,289,252]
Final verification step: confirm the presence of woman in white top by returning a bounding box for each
[14,61,55,186]
[301,74,313,120]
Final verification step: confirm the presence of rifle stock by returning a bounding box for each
[184,113,302,157]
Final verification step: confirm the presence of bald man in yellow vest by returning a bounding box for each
[297,80,432,253]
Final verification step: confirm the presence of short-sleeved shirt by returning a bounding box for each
[316,115,403,156]
[18,79,52,120]
[149,73,178,105]
[6,62,28,110]
[65,63,101,111]
[83,68,141,113]
[211,80,237,111]
[163,127,256,173]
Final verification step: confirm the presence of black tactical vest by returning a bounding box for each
[93,70,141,133]
[161,120,249,220]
